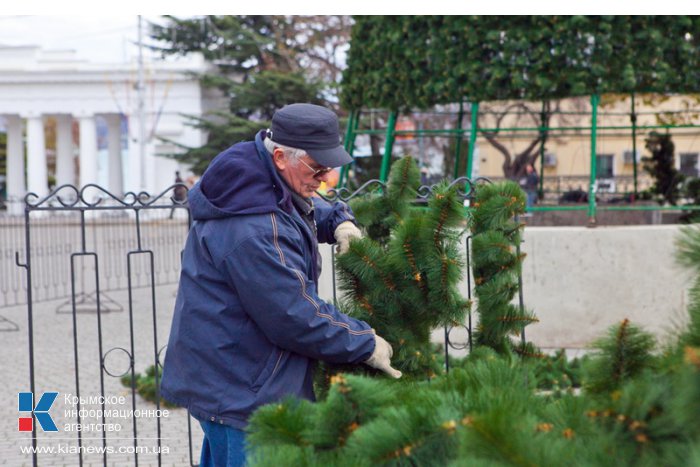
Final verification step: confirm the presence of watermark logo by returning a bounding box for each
[18,392,58,432]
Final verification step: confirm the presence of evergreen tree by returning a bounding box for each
[469,181,539,356]
[342,16,700,108]
[643,132,684,205]
[149,16,342,173]
[323,156,470,386]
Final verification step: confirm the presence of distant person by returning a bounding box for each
[420,166,429,185]
[169,171,187,219]
[520,163,539,212]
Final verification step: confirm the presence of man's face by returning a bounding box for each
[273,149,333,198]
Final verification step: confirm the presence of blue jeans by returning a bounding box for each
[199,420,247,467]
[526,190,538,210]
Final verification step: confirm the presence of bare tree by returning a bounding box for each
[477,98,593,179]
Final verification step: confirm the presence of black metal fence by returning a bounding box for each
[15,178,523,467]
[15,184,193,467]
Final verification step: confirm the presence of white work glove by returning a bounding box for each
[334,221,362,255]
[364,334,402,379]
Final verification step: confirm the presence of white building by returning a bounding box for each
[0,44,215,210]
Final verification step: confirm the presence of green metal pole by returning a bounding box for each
[538,101,547,199]
[349,110,360,156]
[589,94,600,226]
[379,111,398,182]
[453,101,465,180]
[339,110,358,188]
[631,93,639,200]
[466,102,479,179]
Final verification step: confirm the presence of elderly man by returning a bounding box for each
[161,103,401,467]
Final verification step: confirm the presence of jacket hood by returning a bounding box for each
[189,131,294,221]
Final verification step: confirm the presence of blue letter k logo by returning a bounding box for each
[18,392,59,432]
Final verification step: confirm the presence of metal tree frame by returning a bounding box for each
[322,175,528,372]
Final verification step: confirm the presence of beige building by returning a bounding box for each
[474,95,700,197]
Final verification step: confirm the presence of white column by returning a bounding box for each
[26,115,48,198]
[146,141,158,194]
[106,115,124,196]
[127,114,143,192]
[55,115,75,187]
[5,115,25,214]
[78,115,98,187]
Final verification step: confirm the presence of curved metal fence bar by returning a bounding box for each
[322,176,491,204]
[22,183,193,211]
[322,179,387,202]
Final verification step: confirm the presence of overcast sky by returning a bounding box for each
[0,15,171,64]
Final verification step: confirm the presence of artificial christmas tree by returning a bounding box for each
[469,181,539,356]
[321,156,470,385]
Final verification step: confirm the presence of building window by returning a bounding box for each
[680,153,699,177]
[596,154,614,179]
[543,153,557,167]
[623,150,640,165]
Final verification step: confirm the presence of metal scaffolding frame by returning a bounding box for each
[340,95,700,225]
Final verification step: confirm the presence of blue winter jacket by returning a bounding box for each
[161,131,376,430]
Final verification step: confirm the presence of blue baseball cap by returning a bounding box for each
[269,103,353,167]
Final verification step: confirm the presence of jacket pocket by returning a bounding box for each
[250,348,284,393]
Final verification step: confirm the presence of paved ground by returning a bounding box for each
[0,284,203,467]
[0,283,587,467]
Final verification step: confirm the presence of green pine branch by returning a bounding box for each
[470,181,537,355]
[584,319,657,395]
[675,226,700,347]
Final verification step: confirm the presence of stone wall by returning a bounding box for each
[318,224,693,350]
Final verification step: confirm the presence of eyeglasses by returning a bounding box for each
[298,158,333,179]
